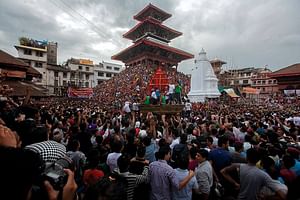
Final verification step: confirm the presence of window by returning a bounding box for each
[257,80,261,84]
[262,80,266,84]
[246,73,251,76]
[234,80,239,84]
[262,87,265,92]
[106,73,112,77]
[24,49,32,55]
[71,81,75,86]
[36,51,43,57]
[54,80,58,86]
[273,80,277,84]
[35,62,43,68]
[97,80,103,84]
[78,66,82,70]
[106,66,112,70]
[86,74,89,80]
[54,72,58,77]
[114,67,120,71]
[86,67,89,71]
[71,72,75,79]
[85,82,89,87]
[63,80,67,86]
[63,72,67,78]
[268,80,272,84]
[243,80,248,84]
[98,72,104,77]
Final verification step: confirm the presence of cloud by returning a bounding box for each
[0,0,299,72]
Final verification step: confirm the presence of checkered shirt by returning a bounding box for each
[25,140,66,163]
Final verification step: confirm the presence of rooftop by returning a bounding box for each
[271,63,300,77]
[134,3,171,22]
[0,49,29,68]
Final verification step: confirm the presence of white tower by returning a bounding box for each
[188,48,220,102]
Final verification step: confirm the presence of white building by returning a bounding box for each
[15,40,48,85]
[66,58,95,88]
[188,48,220,102]
[94,61,123,85]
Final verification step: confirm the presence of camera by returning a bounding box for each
[42,157,73,190]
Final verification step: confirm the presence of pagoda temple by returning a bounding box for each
[112,3,194,92]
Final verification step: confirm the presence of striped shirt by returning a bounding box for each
[118,166,149,200]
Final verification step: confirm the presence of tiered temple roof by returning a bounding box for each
[112,4,193,66]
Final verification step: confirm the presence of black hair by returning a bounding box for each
[136,146,146,158]
[218,135,229,147]
[189,147,198,160]
[282,155,296,169]
[156,145,171,160]
[197,148,209,159]
[246,148,260,164]
[177,154,189,170]
[180,134,187,144]
[206,136,213,144]
[142,136,151,147]
[111,139,123,153]
[117,154,130,173]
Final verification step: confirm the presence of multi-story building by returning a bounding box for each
[15,37,49,85]
[251,68,278,98]
[94,61,123,85]
[66,58,95,88]
[220,67,278,99]
[46,64,71,96]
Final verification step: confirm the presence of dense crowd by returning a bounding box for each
[1,63,300,200]
[93,65,190,109]
[0,92,300,200]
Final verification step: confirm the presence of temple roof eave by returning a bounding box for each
[123,18,182,40]
[111,39,194,62]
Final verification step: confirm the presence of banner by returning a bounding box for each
[68,87,93,98]
[242,87,260,94]
[0,69,26,78]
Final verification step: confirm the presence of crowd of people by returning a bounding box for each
[0,91,300,200]
[93,65,191,109]
[0,64,300,200]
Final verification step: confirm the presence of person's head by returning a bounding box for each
[111,139,123,153]
[282,154,296,169]
[69,139,80,152]
[180,134,187,144]
[177,154,189,170]
[136,146,146,158]
[189,147,198,160]
[246,148,260,164]
[206,136,213,146]
[156,145,171,161]
[142,136,151,147]
[218,136,229,148]
[117,154,130,173]
[196,149,209,163]
[234,142,244,153]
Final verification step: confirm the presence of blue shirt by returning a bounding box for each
[172,168,198,200]
[149,160,179,200]
[208,148,232,175]
[291,159,300,176]
[145,142,157,163]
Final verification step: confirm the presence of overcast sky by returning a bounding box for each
[0,0,299,74]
